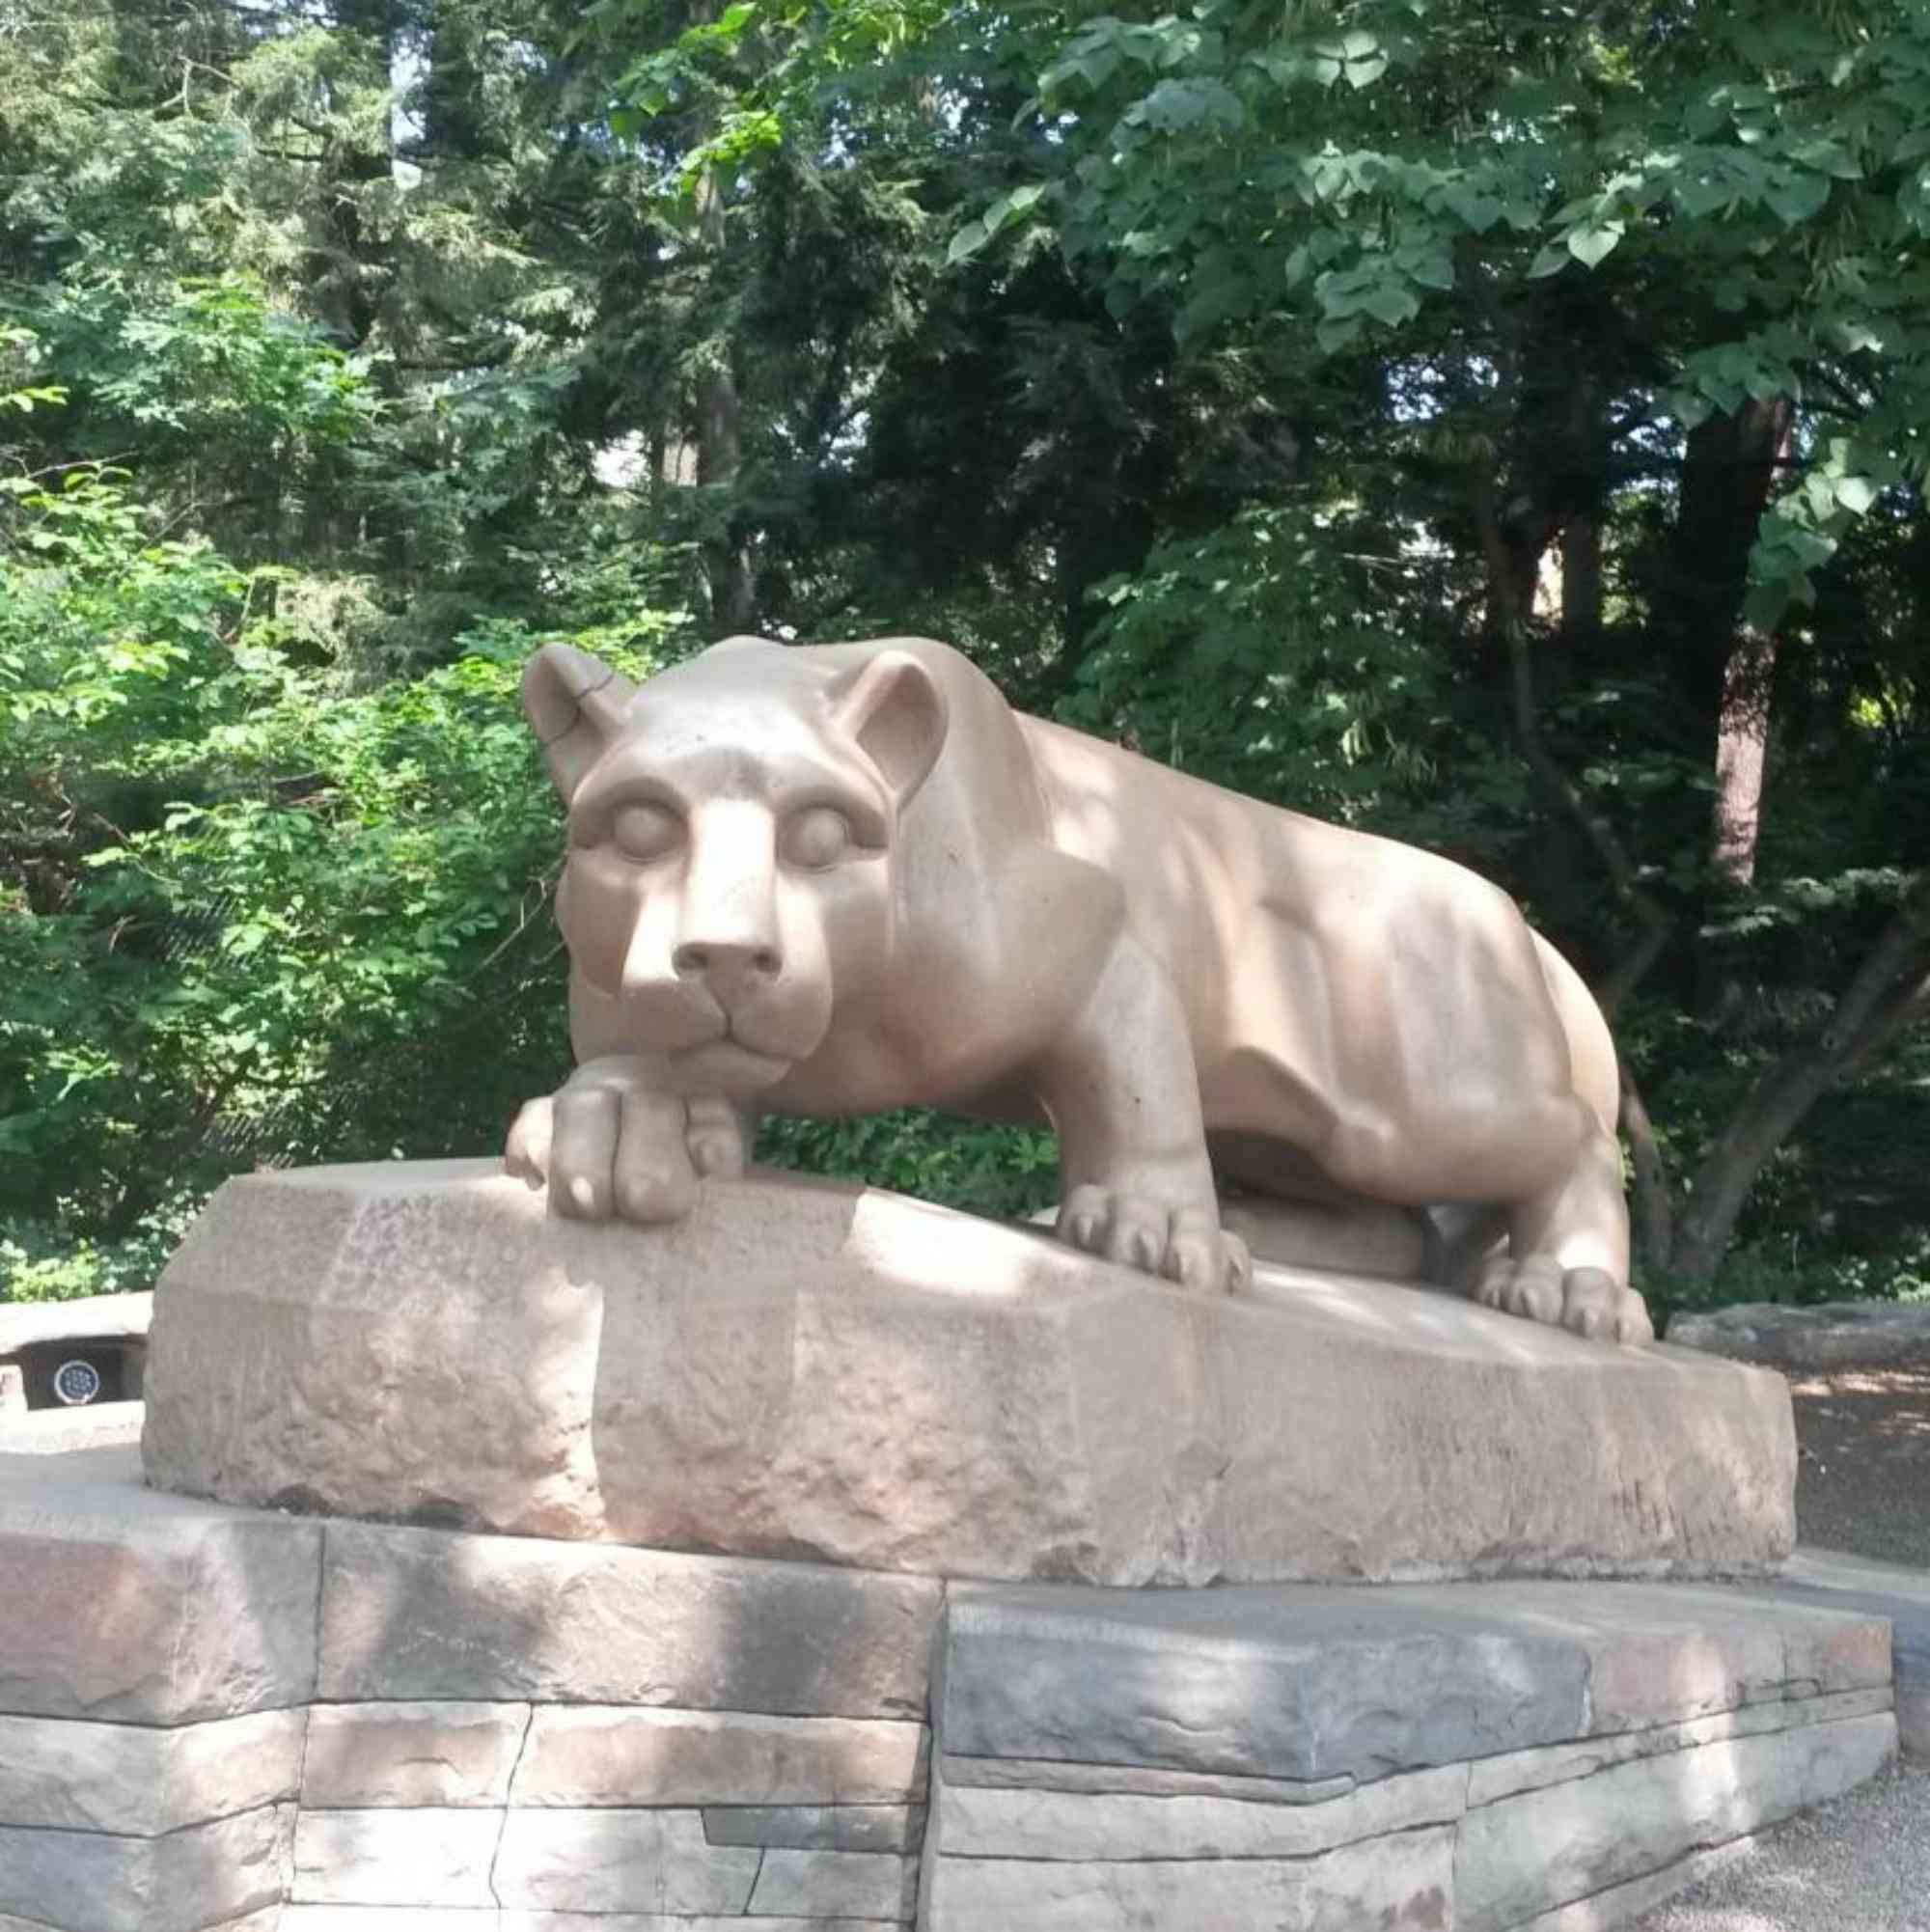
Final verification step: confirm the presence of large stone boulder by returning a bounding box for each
[141,1159,1795,1587]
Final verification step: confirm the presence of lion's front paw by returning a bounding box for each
[1057,1185,1253,1295]
[1475,1256,1654,1344]
[504,1060,749,1225]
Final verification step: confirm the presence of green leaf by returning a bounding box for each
[1834,475,1881,514]
[945,219,989,264]
[1765,171,1832,224]
[1360,279,1420,326]
[1565,219,1625,268]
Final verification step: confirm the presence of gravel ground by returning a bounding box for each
[1625,1348,1930,1931]
[1628,1762,1930,1931]
[1787,1353,1930,1569]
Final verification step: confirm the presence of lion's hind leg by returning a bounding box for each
[1473,1111,1653,1343]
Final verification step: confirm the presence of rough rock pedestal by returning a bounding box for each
[141,1158,1796,1587]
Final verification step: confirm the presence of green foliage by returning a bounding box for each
[0,453,700,1300]
[759,1111,1061,1222]
[1062,503,1507,840]
[4,0,1930,1313]
[975,0,1930,622]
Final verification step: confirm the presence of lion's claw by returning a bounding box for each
[1476,1255,1653,1344]
[1058,1185,1247,1295]
[504,1061,744,1227]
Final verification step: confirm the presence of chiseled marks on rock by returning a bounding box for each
[292,1808,506,1908]
[938,1581,1590,1781]
[0,1802,293,1932]
[1453,1710,1899,1932]
[934,1761,1469,1863]
[926,1820,1456,1932]
[301,1700,533,1808]
[702,1802,924,1851]
[509,1704,928,1808]
[0,1704,304,1834]
[0,1468,321,1725]
[317,1517,941,1720]
[490,1808,763,1913]
[144,1161,1798,1587]
[143,1164,607,1540]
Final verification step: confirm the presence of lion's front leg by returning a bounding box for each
[505,1056,755,1224]
[1034,938,1251,1296]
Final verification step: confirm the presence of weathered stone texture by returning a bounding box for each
[1453,1711,1898,1932]
[1670,1297,1930,1367]
[491,1808,762,1913]
[939,1581,1591,1781]
[290,1808,505,1907]
[935,1763,1467,1863]
[1759,1546,1930,1759]
[142,1161,606,1539]
[0,1705,304,1834]
[282,1917,892,1932]
[0,1453,319,1724]
[317,1516,939,1719]
[144,1162,1796,1587]
[510,1706,927,1807]
[300,1701,531,1808]
[701,1803,924,1851]
[925,1821,1456,1932]
[747,1848,919,1920]
[1463,1684,1893,1806]
[0,1802,292,1932]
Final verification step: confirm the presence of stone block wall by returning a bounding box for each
[0,1447,1910,1932]
[0,1450,937,1931]
[922,1579,1898,1932]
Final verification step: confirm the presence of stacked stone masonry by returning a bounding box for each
[0,1446,1913,1932]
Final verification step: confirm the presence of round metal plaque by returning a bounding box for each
[52,1359,102,1407]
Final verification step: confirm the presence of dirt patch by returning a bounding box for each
[1789,1351,1930,1568]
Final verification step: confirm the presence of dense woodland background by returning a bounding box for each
[5,0,1930,1320]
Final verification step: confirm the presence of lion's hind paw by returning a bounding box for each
[1058,1185,1252,1296]
[1475,1256,1653,1344]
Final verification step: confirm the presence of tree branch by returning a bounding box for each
[1476,462,1673,1016]
[1619,1065,1673,1275]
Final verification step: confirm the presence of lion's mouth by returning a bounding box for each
[666,1026,794,1094]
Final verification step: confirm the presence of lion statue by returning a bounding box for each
[505,633,1651,1344]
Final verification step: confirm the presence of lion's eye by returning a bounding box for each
[610,801,682,864]
[782,806,851,869]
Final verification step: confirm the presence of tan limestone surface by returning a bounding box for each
[142,1158,1795,1587]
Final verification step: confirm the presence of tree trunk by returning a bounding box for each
[1560,509,1602,648]
[1619,1070,1673,1275]
[1672,873,1930,1282]
[688,0,756,638]
[1667,398,1793,694]
[1710,632,1776,887]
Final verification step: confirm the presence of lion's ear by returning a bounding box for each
[521,644,638,801]
[832,649,949,806]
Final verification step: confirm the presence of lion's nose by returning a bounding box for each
[673,938,783,1000]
